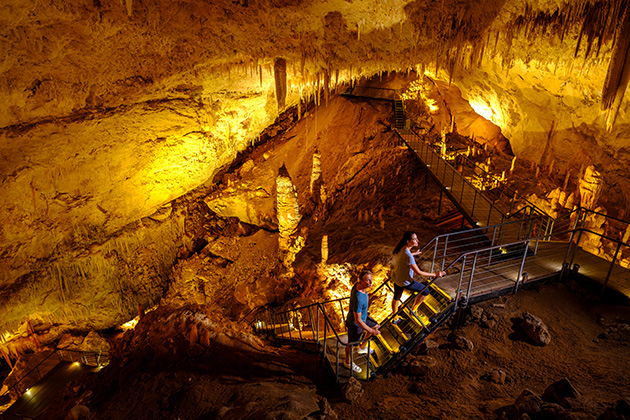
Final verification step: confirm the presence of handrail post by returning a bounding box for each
[316,306,320,352]
[563,209,581,265]
[454,255,467,310]
[486,202,493,227]
[431,237,438,273]
[533,218,542,256]
[307,306,315,344]
[366,340,371,380]
[336,342,341,382]
[601,241,622,298]
[295,310,304,344]
[286,313,293,341]
[442,236,449,271]
[338,301,346,324]
[488,226,497,265]
[322,308,328,363]
[471,190,478,221]
[526,216,535,240]
[569,228,584,270]
[465,253,478,301]
[514,240,530,292]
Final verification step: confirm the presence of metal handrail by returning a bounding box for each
[6,350,56,397]
[247,204,630,382]
[6,348,109,398]
[397,129,504,225]
[401,123,547,219]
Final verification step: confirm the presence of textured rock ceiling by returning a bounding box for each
[1,0,629,338]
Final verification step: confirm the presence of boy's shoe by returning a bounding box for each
[344,361,362,373]
[357,346,375,355]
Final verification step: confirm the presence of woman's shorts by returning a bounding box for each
[393,280,431,301]
[346,316,378,343]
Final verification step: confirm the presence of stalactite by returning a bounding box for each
[563,170,571,191]
[324,69,330,107]
[601,4,630,131]
[274,58,287,112]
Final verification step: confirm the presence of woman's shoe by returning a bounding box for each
[344,361,362,373]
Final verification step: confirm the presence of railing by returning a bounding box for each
[394,122,566,233]
[414,210,564,273]
[4,350,56,399]
[444,145,543,217]
[398,129,511,228]
[56,349,109,367]
[564,207,630,297]
[250,278,401,382]
[343,86,400,101]
[247,206,630,382]
[5,348,109,399]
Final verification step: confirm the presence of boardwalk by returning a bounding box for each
[3,361,99,419]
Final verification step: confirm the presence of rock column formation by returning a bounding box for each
[276,164,302,269]
[578,165,603,211]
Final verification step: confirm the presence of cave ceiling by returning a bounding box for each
[1,0,629,337]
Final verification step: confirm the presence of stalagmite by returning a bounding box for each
[310,147,322,194]
[199,328,210,347]
[189,323,198,345]
[276,164,302,254]
[578,165,603,211]
[510,156,517,174]
[321,235,329,264]
[320,184,327,205]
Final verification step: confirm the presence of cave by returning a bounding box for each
[1,0,630,419]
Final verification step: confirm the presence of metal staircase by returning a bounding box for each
[246,279,456,383]
[243,86,630,383]
[394,99,405,129]
[244,210,584,382]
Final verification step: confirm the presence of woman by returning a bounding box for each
[391,231,446,321]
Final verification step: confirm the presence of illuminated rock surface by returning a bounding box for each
[1,0,630,417]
